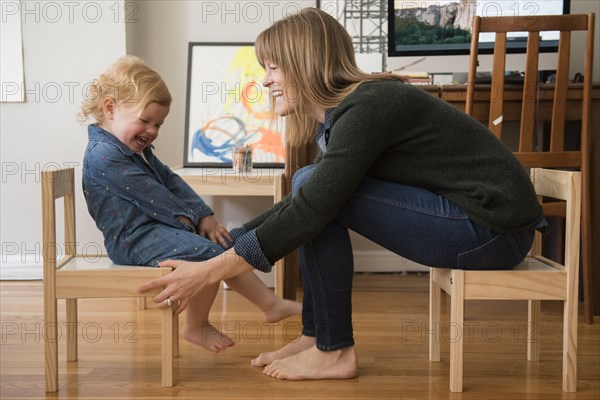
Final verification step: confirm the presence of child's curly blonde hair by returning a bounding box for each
[79,55,172,124]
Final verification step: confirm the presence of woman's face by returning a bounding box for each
[262,60,298,117]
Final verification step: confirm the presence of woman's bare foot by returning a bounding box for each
[183,323,235,353]
[251,335,315,367]
[263,299,302,323]
[263,345,357,380]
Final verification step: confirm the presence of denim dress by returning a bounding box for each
[82,124,223,266]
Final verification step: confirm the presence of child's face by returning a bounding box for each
[104,101,170,153]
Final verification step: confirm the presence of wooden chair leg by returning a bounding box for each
[161,306,174,387]
[563,289,578,391]
[429,269,441,362]
[44,298,58,392]
[66,298,78,362]
[581,178,593,324]
[173,312,179,358]
[527,300,540,362]
[449,270,464,393]
[274,258,285,299]
[159,267,174,387]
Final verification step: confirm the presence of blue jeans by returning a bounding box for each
[292,165,534,351]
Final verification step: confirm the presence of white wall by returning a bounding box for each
[570,0,600,81]
[0,1,126,276]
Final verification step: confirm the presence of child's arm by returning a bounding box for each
[149,155,214,217]
[87,146,210,231]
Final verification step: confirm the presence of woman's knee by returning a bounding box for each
[292,164,317,196]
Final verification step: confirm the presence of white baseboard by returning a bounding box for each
[0,255,43,280]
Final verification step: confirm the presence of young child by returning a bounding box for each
[79,55,300,352]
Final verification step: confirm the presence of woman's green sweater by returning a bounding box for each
[241,80,544,266]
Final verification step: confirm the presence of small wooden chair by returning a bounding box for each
[430,168,581,391]
[42,167,178,392]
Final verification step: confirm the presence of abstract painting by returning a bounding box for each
[184,42,285,167]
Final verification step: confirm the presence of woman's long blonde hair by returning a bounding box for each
[255,7,403,146]
[79,55,172,124]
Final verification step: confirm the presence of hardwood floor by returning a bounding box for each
[1,274,599,399]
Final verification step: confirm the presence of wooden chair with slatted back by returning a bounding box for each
[429,13,594,392]
[42,167,178,392]
[465,13,595,323]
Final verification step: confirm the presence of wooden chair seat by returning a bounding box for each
[433,266,567,303]
[58,255,147,270]
[57,256,168,274]
[54,256,169,298]
[513,256,565,272]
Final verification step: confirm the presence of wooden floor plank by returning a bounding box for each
[1,274,599,399]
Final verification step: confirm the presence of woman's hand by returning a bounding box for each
[137,249,254,314]
[138,259,208,314]
[197,215,232,248]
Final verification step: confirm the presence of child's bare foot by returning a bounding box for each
[251,335,315,367]
[183,323,235,353]
[264,299,302,323]
[263,345,357,380]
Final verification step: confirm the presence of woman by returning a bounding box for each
[139,8,547,380]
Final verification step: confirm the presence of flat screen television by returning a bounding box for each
[388,0,571,57]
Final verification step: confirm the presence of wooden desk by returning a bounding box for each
[175,167,283,197]
[174,167,288,298]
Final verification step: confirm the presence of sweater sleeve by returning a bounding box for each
[233,229,273,272]
[252,89,395,265]
[148,153,214,223]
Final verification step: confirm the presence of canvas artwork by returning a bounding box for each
[184,42,285,167]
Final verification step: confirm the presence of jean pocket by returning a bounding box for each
[456,230,534,270]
